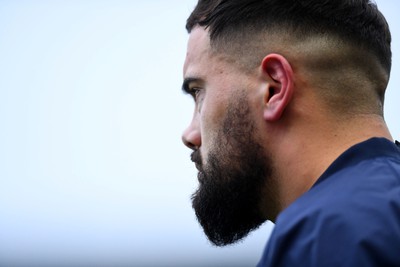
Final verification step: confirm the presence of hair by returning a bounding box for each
[186,0,392,115]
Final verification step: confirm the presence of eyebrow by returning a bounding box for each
[182,77,202,94]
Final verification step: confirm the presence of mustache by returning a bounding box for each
[191,150,202,165]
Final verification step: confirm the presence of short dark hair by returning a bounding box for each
[186,0,392,74]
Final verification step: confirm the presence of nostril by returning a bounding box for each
[182,135,198,150]
[187,141,197,150]
[182,128,201,150]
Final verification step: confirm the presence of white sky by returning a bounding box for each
[0,1,398,266]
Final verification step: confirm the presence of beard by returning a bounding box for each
[191,93,275,246]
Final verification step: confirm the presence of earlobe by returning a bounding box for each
[261,54,294,122]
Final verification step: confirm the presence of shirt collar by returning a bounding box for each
[313,137,400,188]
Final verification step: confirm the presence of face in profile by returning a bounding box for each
[190,93,273,246]
[182,27,274,246]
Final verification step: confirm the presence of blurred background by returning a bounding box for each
[0,1,398,266]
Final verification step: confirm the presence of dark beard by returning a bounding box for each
[191,94,274,246]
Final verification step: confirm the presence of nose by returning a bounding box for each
[182,118,201,150]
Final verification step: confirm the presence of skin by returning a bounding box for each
[182,26,393,221]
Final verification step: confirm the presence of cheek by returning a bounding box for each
[199,95,226,156]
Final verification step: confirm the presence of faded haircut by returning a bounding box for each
[186,0,391,74]
[186,0,392,114]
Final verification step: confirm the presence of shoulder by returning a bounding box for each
[258,149,400,267]
[259,194,400,267]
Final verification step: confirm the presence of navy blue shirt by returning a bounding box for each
[257,138,400,267]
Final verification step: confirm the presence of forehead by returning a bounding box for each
[183,27,245,82]
[183,27,212,76]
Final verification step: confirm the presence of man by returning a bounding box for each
[181,0,400,266]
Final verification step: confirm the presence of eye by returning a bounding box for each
[189,87,202,100]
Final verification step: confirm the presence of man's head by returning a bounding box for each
[182,0,392,246]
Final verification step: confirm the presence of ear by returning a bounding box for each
[261,53,294,122]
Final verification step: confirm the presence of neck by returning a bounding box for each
[269,113,392,217]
